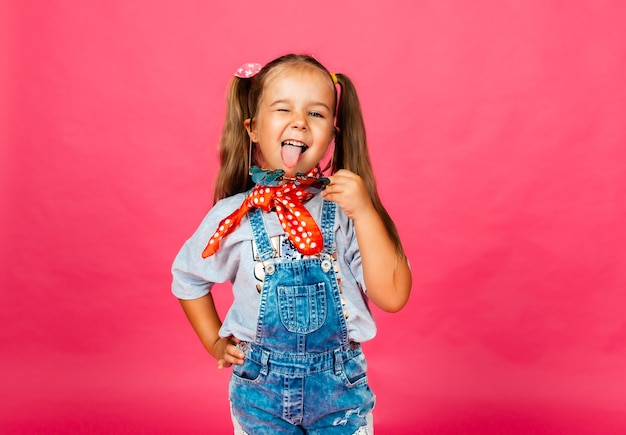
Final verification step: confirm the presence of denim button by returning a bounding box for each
[321,259,332,272]
[264,262,275,275]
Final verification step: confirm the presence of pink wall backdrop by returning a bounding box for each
[2,1,626,433]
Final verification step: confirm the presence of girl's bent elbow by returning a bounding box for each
[375,293,410,313]
[383,299,409,313]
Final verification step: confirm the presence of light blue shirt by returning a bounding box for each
[171,193,377,343]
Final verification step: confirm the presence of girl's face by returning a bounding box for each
[246,66,336,178]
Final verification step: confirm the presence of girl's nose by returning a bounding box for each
[290,112,308,130]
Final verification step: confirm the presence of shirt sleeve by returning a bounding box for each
[171,196,245,300]
[337,207,366,293]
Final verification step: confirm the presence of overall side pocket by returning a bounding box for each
[340,351,369,388]
[231,357,264,385]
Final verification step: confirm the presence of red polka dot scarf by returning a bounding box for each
[202,166,330,258]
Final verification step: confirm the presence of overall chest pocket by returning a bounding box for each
[277,283,327,333]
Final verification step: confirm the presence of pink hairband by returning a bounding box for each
[234,62,338,85]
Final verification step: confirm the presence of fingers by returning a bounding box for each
[216,337,245,369]
[323,171,350,199]
[322,170,374,220]
[216,359,232,369]
[326,169,355,186]
[323,170,361,198]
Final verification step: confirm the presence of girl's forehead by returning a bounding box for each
[263,65,334,93]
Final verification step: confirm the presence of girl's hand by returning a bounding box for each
[213,336,245,369]
[321,169,375,220]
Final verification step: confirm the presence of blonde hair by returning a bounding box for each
[213,54,406,257]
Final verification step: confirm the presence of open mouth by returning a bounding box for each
[281,140,308,167]
[281,140,308,151]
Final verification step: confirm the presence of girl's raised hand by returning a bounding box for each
[321,169,374,221]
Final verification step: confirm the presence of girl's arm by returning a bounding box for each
[322,170,412,312]
[179,294,244,368]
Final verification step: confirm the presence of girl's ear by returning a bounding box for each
[244,118,258,142]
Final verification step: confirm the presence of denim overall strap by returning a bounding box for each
[320,199,350,351]
[247,208,276,262]
[320,200,336,256]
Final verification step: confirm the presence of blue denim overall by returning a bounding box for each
[229,200,375,434]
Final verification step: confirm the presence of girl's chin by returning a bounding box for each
[284,165,314,178]
[275,163,302,176]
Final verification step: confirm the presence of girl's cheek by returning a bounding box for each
[253,147,267,168]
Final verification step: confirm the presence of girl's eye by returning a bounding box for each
[309,112,323,118]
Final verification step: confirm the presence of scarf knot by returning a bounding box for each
[202,167,329,258]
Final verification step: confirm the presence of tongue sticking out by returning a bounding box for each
[281,144,304,168]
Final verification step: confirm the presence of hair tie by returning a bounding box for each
[234,62,262,78]
[330,73,338,85]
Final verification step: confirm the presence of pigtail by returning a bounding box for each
[213,77,255,203]
[334,74,407,259]
[332,74,370,175]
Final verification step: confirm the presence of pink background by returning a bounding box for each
[2,1,626,433]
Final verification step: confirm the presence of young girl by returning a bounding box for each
[172,54,412,434]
